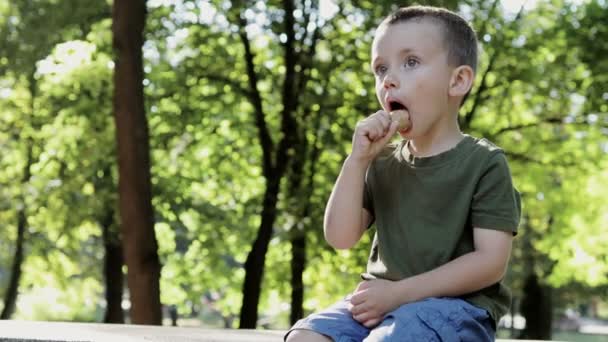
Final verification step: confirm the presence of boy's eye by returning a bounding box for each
[375,65,387,75]
[405,58,419,68]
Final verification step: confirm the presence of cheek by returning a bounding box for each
[375,80,383,93]
[402,73,427,94]
[411,67,445,92]
[375,84,385,102]
[414,77,446,100]
[410,82,444,114]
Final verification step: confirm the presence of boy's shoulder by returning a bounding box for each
[466,136,514,172]
[472,136,504,154]
[464,135,508,164]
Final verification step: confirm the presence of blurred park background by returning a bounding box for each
[0,0,607,341]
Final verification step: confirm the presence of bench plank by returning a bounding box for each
[0,320,552,342]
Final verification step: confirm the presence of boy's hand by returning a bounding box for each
[348,279,400,328]
[351,110,400,164]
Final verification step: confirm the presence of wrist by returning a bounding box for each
[395,277,422,304]
[345,154,372,169]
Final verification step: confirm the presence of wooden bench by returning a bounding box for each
[0,320,552,341]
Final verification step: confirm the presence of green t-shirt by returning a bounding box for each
[362,134,521,326]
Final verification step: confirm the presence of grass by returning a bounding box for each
[498,329,608,342]
[552,332,608,342]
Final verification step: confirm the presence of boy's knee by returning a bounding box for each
[285,329,333,342]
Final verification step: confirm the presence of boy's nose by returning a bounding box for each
[383,72,399,89]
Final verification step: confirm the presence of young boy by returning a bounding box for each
[285,5,521,342]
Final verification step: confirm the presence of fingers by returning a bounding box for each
[362,317,382,328]
[373,111,391,133]
[362,122,382,142]
[348,284,384,328]
[361,111,391,141]
[352,310,376,324]
[351,304,382,327]
[351,110,398,162]
[376,120,399,146]
[350,302,368,316]
[350,291,366,306]
[348,291,367,319]
[355,281,369,293]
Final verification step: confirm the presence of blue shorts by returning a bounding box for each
[285,296,494,341]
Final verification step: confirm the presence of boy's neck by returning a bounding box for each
[407,118,464,158]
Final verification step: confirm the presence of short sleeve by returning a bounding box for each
[471,152,521,234]
[363,164,375,228]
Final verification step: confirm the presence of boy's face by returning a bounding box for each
[371,19,454,138]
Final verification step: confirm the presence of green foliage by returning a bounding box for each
[0,0,606,326]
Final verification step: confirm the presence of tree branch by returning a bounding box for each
[461,2,527,130]
[506,151,550,165]
[237,14,274,177]
[296,22,321,121]
[491,117,564,137]
[491,114,608,140]
[198,74,253,98]
[274,0,299,178]
[475,0,501,41]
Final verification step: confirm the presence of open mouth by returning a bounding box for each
[388,101,407,112]
[388,100,412,132]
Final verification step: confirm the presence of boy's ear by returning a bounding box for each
[448,65,475,98]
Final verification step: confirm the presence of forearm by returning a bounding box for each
[324,156,369,249]
[395,250,508,303]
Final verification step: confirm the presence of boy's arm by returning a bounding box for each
[324,110,399,250]
[395,227,513,300]
[323,157,373,249]
[350,228,513,326]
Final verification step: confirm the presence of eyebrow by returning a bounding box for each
[398,48,418,56]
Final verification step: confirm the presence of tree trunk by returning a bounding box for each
[286,128,308,326]
[290,234,306,325]
[518,273,553,340]
[0,147,30,319]
[238,0,298,328]
[101,207,124,323]
[239,178,281,328]
[1,75,36,319]
[112,0,162,325]
[0,209,26,319]
[288,111,322,325]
